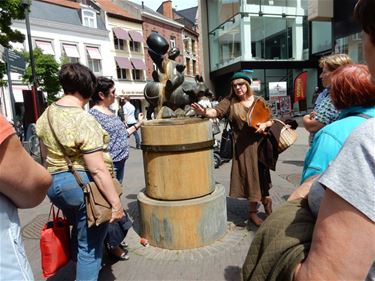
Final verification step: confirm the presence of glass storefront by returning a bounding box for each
[335,32,363,63]
[207,0,309,71]
[311,21,332,54]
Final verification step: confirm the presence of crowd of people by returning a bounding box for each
[1,1,374,280]
[243,0,375,280]
[0,63,144,281]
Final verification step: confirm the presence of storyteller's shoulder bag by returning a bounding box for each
[247,97,272,129]
[47,107,122,228]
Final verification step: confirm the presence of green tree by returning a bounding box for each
[22,48,61,104]
[0,0,26,85]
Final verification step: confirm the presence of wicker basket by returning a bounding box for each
[275,119,298,153]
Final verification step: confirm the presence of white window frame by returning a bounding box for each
[61,43,80,63]
[192,59,197,75]
[88,58,101,73]
[191,39,196,54]
[35,40,55,55]
[170,37,176,48]
[186,58,191,75]
[129,40,141,52]
[86,46,102,73]
[117,66,128,80]
[82,9,97,28]
[114,34,126,50]
[183,37,190,53]
[132,69,142,81]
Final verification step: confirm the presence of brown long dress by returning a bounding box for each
[215,96,272,202]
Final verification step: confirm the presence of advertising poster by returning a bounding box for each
[269,81,287,97]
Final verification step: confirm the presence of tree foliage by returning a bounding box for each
[0,0,25,48]
[22,48,61,104]
[0,0,26,84]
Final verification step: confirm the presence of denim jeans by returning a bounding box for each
[113,158,126,183]
[106,159,132,249]
[48,171,108,281]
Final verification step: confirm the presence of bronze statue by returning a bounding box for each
[144,32,214,119]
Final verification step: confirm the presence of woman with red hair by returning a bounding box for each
[301,64,375,183]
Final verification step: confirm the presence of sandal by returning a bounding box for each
[108,246,129,261]
[262,197,273,216]
[249,211,263,226]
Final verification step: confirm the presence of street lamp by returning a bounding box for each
[21,0,39,122]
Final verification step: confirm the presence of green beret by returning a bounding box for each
[230,72,252,84]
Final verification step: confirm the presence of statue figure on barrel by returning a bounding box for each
[144,32,214,119]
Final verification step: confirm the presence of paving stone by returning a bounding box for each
[20,123,309,280]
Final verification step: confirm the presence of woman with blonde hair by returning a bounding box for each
[303,53,352,146]
[192,72,273,226]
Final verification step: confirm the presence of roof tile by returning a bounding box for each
[95,0,139,21]
[38,0,80,9]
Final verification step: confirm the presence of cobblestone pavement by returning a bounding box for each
[19,123,309,281]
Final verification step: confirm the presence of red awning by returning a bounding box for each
[113,27,130,40]
[130,58,146,70]
[128,30,144,43]
[62,44,80,58]
[86,47,102,60]
[115,57,133,69]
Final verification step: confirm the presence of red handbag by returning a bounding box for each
[40,205,71,278]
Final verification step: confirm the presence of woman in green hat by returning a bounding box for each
[192,71,273,226]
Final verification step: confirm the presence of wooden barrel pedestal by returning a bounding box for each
[138,118,227,249]
[141,118,215,200]
[137,184,227,250]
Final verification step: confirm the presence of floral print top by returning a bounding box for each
[89,108,129,162]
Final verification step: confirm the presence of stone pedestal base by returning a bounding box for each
[137,184,227,250]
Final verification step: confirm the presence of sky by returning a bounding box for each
[129,0,198,11]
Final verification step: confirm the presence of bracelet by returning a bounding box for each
[134,124,139,130]
[203,107,207,116]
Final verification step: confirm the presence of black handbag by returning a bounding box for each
[219,119,233,160]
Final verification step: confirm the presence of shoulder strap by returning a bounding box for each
[345,112,373,119]
[223,118,231,130]
[47,106,85,187]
